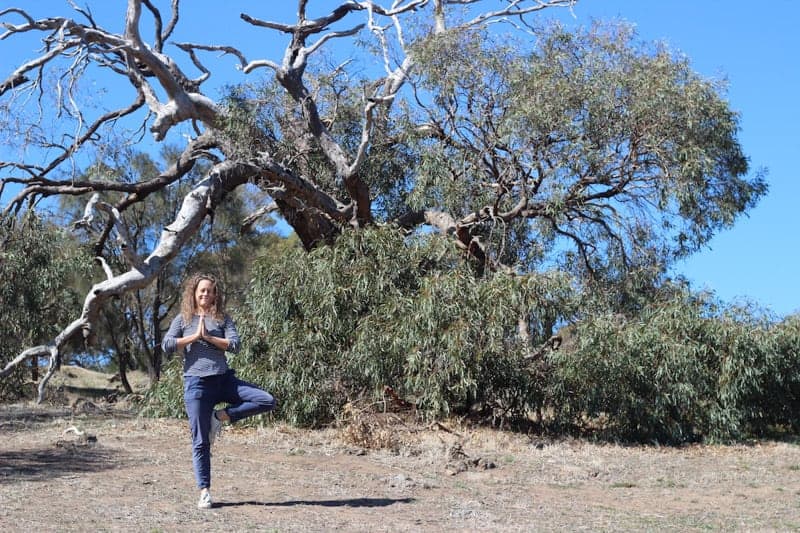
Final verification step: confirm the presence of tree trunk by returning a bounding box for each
[118,350,133,395]
[148,346,163,386]
[275,198,339,250]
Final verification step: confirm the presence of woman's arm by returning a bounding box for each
[201,328,230,351]
[202,315,240,353]
[176,324,203,351]
[162,314,203,354]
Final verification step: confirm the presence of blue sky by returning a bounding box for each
[1,1,797,317]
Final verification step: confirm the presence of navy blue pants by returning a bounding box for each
[183,370,276,489]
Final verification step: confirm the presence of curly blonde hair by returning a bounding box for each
[180,273,226,323]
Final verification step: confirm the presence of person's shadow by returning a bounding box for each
[214,497,414,508]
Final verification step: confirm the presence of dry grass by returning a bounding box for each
[3,378,800,531]
[49,366,149,392]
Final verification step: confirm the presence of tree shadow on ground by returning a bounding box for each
[0,406,73,422]
[216,497,415,509]
[0,444,121,484]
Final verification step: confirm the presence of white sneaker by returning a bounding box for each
[197,490,212,509]
[209,411,223,446]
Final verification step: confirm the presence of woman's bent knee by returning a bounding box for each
[260,392,277,411]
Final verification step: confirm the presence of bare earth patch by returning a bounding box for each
[1,403,800,532]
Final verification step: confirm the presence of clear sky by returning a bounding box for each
[1,1,798,317]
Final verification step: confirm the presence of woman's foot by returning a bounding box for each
[197,488,212,509]
[209,412,223,446]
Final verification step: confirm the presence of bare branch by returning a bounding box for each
[304,24,365,58]
[2,127,209,223]
[238,1,448,232]
[0,72,28,97]
[0,345,52,379]
[95,200,142,268]
[1,3,218,143]
[1,93,146,215]
[122,1,220,139]
[298,0,310,20]
[130,0,182,52]
[467,0,574,26]
[141,0,165,51]
[240,13,294,33]
[240,201,278,233]
[241,0,370,34]
[253,154,351,222]
[395,208,458,235]
[174,42,249,70]
[433,0,445,33]
[162,0,180,43]
[66,0,98,27]
[0,7,35,28]
[358,0,429,17]
[96,256,115,280]
[242,59,282,74]
[349,99,379,175]
[72,192,101,230]
[173,42,212,84]
[431,0,576,32]
[0,41,79,94]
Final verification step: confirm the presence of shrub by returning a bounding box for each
[140,225,800,443]
[548,292,800,443]
[236,226,576,426]
[141,357,185,418]
[0,213,91,401]
[714,310,800,437]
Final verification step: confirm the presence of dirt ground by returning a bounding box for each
[1,401,800,533]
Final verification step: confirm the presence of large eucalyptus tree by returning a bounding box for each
[0,0,765,400]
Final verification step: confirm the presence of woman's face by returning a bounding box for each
[194,279,216,312]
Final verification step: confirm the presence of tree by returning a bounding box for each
[0,1,765,397]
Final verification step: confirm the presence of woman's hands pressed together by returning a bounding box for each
[195,313,207,343]
[176,313,225,351]
[195,314,230,351]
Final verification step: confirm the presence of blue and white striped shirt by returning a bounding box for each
[162,314,241,377]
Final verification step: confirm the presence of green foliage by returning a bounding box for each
[138,22,787,443]
[143,225,799,444]
[140,357,185,418]
[232,226,575,426]
[549,291,718,443]
[713,310,800,438]
[548,291,800,443]
[405,21,766,279]
[0,212,92,400]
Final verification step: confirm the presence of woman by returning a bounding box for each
[162,273,276,509]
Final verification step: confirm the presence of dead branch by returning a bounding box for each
[524,334,563,361]
[240,201,279,233]
[455,0,577,31]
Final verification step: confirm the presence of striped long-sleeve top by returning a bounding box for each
[162,314,241,377]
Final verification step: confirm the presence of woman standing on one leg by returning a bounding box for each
[162,273,276,509]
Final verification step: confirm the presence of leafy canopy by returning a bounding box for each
[400,21,766,277]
